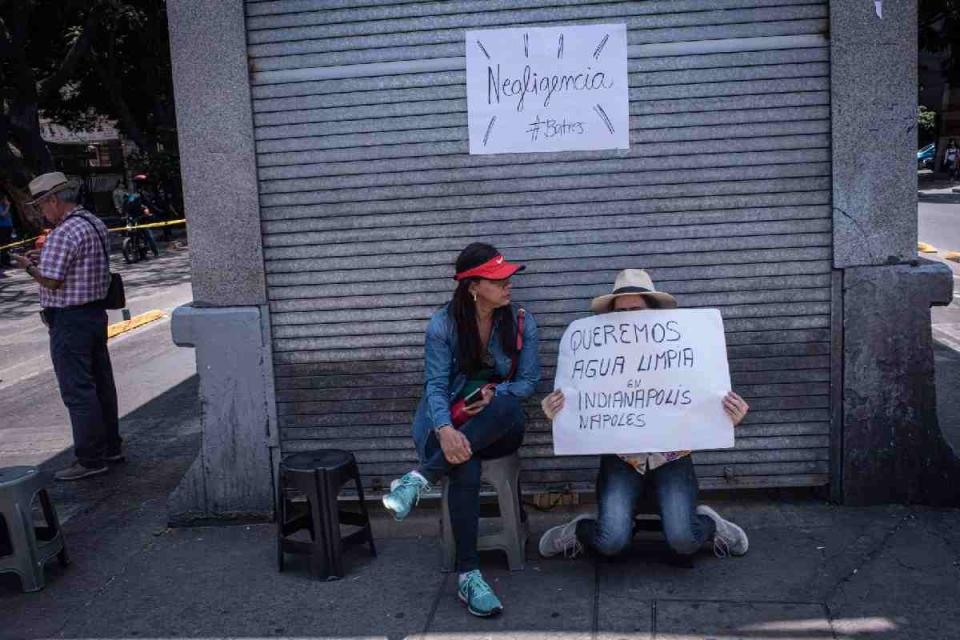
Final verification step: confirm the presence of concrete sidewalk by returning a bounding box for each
[2,373,959,640]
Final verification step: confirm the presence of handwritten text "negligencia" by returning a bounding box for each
[487,63,614,112]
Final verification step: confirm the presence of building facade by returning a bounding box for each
[166,0,959,522]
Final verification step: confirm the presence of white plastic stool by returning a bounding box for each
[440,452,527,572]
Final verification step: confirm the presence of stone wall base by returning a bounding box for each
[842,259,960,505]
[169,305,276,524]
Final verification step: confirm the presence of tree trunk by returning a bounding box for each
[8,102,55,174]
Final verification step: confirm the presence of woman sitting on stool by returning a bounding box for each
[382,242,541,618]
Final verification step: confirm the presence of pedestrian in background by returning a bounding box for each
[945,139,959,179]
[12,172,123,481]
[0,193,13,268]
[123,174,160,258]
[112,181,128,217]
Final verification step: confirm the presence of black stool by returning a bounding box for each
[276,450,376,579]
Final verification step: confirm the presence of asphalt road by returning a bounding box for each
[919,201,960,258]
[920,201,960,328]
[0,248,196,467]
[918,200,960,456]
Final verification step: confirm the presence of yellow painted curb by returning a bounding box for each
[108,310,167,339]
[918,242,939,253]
[945,252,960,263]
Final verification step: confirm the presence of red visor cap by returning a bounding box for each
[454,255,526,281]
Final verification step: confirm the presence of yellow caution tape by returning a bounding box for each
[107,310,167,339]
[0,218,186,252]
[0,235,41,252]
[918,241,939,253]
[105,219,187,233]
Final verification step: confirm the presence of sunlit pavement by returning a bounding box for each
[0,247,195,467]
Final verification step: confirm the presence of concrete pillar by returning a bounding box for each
[170,306,276,522]
[831,0,959,504]
[166,0,277,522]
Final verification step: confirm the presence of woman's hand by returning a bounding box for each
[723,391,750,426]
[462,384,495,417]
[541,389,565,420]
[437,425,472,465]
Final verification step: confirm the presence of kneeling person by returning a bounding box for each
[538,269,750,561]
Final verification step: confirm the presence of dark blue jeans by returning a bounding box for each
[576,454,715,557]
[46,306,121,468]
[419,394,525,572]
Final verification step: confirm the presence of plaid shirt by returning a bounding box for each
[38,208,109,308]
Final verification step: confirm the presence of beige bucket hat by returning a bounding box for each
[590,269,678,313]
[26,172,71,206]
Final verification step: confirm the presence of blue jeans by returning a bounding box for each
[142,228,159,256]
[576,455,715,557]
[419,394,525,572]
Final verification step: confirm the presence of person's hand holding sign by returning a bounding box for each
[722,391,749,426]
[541,389,565,420]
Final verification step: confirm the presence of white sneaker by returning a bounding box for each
[697,505,749,557]
[538,514,594,558]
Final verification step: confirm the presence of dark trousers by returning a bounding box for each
[0,227,11,266]
[419,394,526,572]
[46,306,121,467]
[576,455,715,557]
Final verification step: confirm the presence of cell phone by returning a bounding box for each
[463,387,485,406]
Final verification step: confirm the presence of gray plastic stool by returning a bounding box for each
[0,466,69,592]
[440,452,527,572]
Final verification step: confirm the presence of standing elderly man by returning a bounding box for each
[12,172,122,481]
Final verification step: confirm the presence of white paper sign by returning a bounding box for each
[551,309,734,455]
[466,23,629,155]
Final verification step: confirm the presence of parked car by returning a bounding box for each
[918,143,936,170]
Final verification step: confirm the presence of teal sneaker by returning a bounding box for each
[457,570,503,617]
[381,471,429,521]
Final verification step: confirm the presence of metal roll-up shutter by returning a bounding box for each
[246,0,834,492]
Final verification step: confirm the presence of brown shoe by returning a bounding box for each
[54,462,108,481]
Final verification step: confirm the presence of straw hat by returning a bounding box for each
[590,269,678,313]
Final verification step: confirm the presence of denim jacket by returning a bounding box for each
[411,303,541,460]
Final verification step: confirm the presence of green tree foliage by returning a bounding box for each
[0,0,177,223]
[919,105,938,134]
[44,0,176,158]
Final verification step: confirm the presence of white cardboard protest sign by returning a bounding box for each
[551,309,734,455]
[466,23,629,155]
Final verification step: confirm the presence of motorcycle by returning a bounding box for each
[120,207,159,264]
